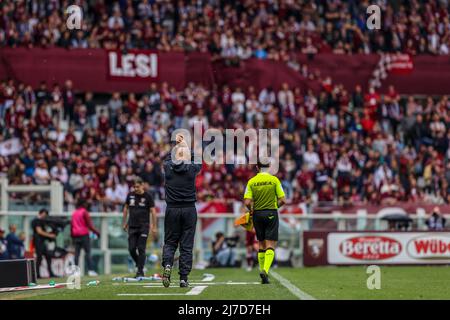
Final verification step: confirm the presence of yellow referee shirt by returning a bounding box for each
[244,172,285,210]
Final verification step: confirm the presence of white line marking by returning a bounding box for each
[0,283,71,293]
[202,274,215,282]
[186,286,207,295]
[142,282,259,287]
[117,293,186,296]
[270,271,316,300]
[117,285,208,297]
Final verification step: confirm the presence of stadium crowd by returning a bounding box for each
[1,0,449,56]
[1,77,449,211]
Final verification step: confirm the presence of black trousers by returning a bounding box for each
[128,224,149,273]
[34,239,54,278]
[162,206,197,279]
[73,235,93,271]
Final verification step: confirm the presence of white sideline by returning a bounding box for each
[117,285,207,297]
[202,274,215,282]
[142,282,260,287]
[185,286,208,295]
[270,271,316,300]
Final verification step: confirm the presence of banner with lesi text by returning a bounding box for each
[107,50,158,80]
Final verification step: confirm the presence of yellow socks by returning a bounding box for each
[263,248,275,274]
[258,248,275,274]
[257,250,266,272]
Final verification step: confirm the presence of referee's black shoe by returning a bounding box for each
[260,271,270,284]
[162,265,172,288]
[180,280,189,288]
[135,270,145,279]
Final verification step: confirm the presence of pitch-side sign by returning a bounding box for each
[107,50,158,80]
[328,232,450,264]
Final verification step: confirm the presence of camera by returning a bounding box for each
[41,217,70,258]
[42,217,70,236]
[225,236,240,248]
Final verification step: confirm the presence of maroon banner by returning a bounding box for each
[212,58,323,93]
[0,48,188,92]
[0,49,449,94]
[107,50,158,81]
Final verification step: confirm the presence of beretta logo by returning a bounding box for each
[340,236,402,260]
[407,234,450,259]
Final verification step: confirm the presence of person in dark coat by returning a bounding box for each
[161,134,202,288]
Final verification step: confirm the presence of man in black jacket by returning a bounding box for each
[162,135,202,288]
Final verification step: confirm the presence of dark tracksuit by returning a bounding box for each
[6,232,24,259]
[125,191,155,273]
[31,218,54,278]
[162,153,201,280]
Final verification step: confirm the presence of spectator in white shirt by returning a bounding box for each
[34,161,50,185]
[303,144,320,171]
[69,167,84,194]
[231,87,246,114]
[108,9,124,29]
[374,163,393,189]
[259,87,276,109]
[115,180,129,203]
[325,107,339,130]
[105,180,121,211]
[50,160,69,184]
[277,83,294,109]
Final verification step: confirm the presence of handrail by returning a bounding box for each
[1,210,450,219]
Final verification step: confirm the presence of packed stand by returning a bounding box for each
[1,77,449,211]
[1,0,449,56]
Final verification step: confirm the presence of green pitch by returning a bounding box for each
[1,266,450,300]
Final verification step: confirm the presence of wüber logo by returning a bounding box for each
[340,236,402,260]
[407,235,450,259]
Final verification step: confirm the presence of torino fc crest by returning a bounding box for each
[307,239,324,259]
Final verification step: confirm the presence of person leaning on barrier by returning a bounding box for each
[32,209,56,278]
[6,224,25,259]
[0,228,8,260]
[426,207,447,231]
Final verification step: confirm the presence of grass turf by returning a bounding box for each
[1,266,449,300]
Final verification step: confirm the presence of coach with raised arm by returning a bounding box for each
[161,134,202,288]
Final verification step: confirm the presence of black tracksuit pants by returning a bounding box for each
[73,235,93,271]
[128,224,149,273]
[34,239,54,278]
[162,206,197,279]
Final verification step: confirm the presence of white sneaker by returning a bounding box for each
[246,266,252,272]
[88,270,98,277]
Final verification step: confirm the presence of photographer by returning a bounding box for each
[32,209,56,278]
[426,207,446,231]
[211,232,238,267]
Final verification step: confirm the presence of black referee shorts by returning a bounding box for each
[252,210,279,241]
